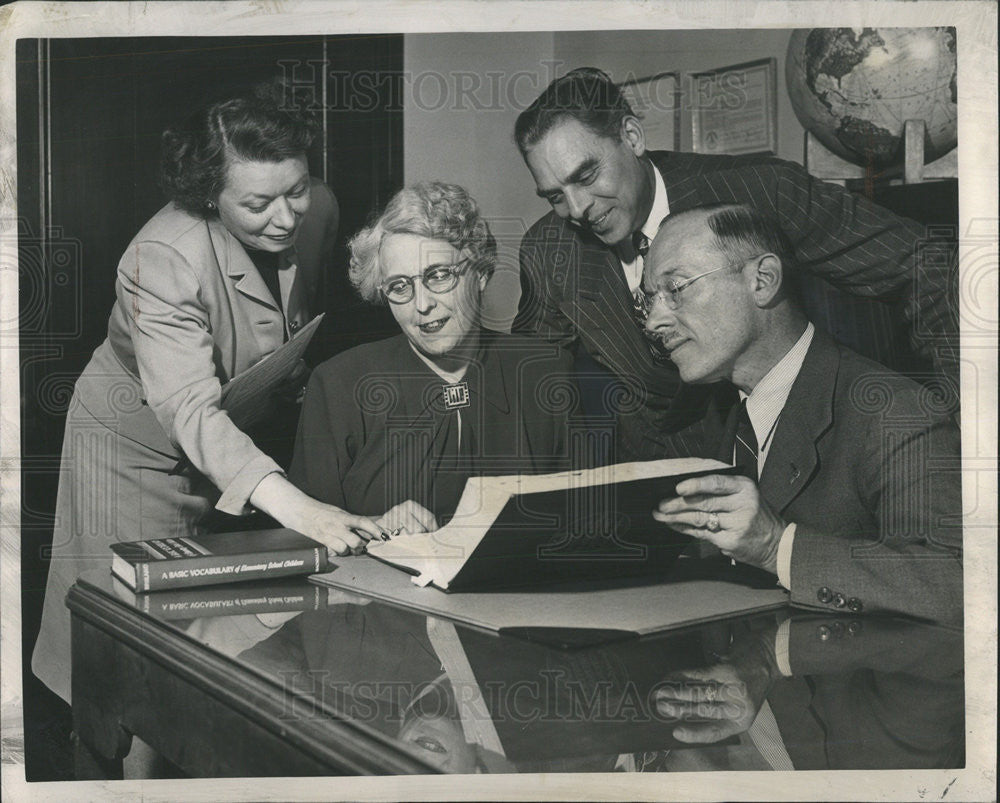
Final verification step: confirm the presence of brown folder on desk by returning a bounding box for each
[310,555,788,646]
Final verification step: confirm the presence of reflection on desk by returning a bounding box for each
[70,572,965,776]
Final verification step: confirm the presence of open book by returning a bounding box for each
[365,457,737,591]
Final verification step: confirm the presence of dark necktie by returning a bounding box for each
[628,231,673,363]
[630,232,650,318]
[734,399,759,480]
[632,230,650,260]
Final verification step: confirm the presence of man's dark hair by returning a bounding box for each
[705,204,796,271]
[664,203,801,298]
[159,77,320,218]
[514,67,635,154]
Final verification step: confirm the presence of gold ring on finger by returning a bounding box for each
[706,512,721,532]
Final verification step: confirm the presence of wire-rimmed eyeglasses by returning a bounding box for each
[637,255,764,316]
[637,265,732,315]
[379,259,471,305]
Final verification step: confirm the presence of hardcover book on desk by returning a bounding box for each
[364,457,739,591]
[111,529,329,592]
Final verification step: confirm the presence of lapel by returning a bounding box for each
[278,248,308,332]
[757,331,839,514]
[213,223,280,312]
[572,223,675,397]
[575,238,638,330]
[390,336,435,423]
[207,219,286,375]
[465,331,512,416]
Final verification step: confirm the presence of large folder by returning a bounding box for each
[310,555,788,647]
[365,458,742,591]
[220,312,323,429]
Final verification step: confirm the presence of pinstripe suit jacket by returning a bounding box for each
[513,150,958,458]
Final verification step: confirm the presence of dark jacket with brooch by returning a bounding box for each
[289,331,578,522]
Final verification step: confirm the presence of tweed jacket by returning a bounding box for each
[710,330,962,623]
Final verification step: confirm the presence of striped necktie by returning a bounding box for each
[629,231,673,363]
[734,399,759,480]
[632,230,650,260]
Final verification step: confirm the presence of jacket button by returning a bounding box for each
[847,621,863,636]
[847,597,863,613]
[817,587,833,604]
[830,621,845,638]
[833,593,847,608]
[818,624,832,641]
[289,320,301,332]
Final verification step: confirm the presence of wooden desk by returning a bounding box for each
[66,570,964,778]
[67,574,435,778]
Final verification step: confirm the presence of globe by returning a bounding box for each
[786,28,958,167]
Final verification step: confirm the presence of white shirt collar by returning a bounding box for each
[620,162,670,293]
[740,322,815,460]
[640,161,670,244]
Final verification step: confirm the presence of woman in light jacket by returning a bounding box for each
[33,81,379,703]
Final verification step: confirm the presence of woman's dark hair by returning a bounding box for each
[159,78,320,217]
[514,67,636,155]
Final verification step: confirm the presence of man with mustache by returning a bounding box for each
[513,68,956,461]
[643,203,961,623]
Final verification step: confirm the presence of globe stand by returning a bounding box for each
[804,119,957,187]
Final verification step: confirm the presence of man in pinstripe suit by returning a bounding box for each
[512,68,957,462]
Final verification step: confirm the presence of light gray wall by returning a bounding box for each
[404,32,556,332]
[553,29,803,163]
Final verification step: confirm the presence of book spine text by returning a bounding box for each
[137,547,329,591]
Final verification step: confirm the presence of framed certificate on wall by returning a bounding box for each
[691,57,777,156]
[620,72,682,151]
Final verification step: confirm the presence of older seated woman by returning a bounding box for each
[289,181,577,534]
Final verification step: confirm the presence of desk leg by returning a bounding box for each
[72,730,123,780]
[71,617,133,780]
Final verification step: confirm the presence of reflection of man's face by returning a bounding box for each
[643,215,756,386]
[523,117,652,246]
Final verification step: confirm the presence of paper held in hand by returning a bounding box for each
[364,457,737,592]
[220,313,324,429]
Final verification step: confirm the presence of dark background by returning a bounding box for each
[17,35,404,780]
